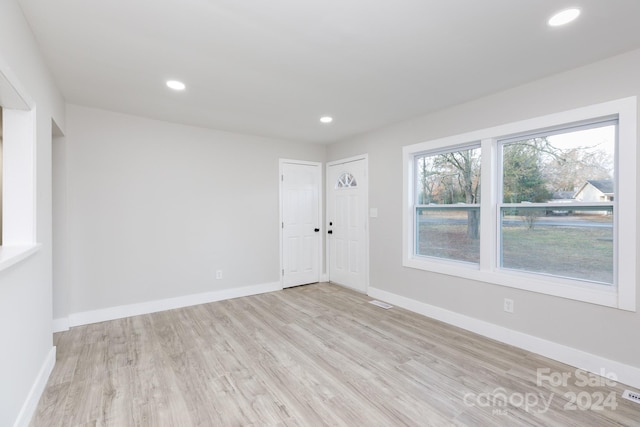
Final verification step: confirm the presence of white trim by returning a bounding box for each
[0,61,41,275]
[403,97,637,311]
[327,154,369,167]
[65,282,281,328]
[0,244,40,273]
[368,287,640,390]
[403,258,620,307]
[615,101,637,310]
[0,60,34,110]
[279,159,323,288]
[326,154,370,293]
[13,347,56,427]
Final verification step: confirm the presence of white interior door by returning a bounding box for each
[327,157,368,292]
[281,161,321,288]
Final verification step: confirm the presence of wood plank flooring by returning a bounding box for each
[31,283,639,426]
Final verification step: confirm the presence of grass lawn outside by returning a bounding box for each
[501,220,613,284]
[417,212,613,285]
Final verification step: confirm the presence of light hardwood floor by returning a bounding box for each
[31,283,639,426]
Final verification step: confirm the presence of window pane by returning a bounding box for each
[501,207,613,284]
[336,172,357,188]
[417,207,480,263]
[416,147,481,204]
[502,124,616,203]
[415,146,481,264]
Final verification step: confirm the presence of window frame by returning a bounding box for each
[402,97,637,311]
[0,61,40,272]
[497,118,617,285]
[413,143,482,265]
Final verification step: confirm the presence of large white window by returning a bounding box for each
[403,98,637,311]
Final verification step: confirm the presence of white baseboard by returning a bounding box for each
[57,282,282,329]
[320,274,329,283]
[13,346,56,427]
[368,287,640,391]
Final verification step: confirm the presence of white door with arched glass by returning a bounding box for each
[327,156,368,293]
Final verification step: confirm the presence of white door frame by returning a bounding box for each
[279,159,323,289]
[326,154,369,292]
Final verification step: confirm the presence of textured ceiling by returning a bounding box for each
[18,0,640,143]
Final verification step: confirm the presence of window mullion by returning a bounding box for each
[479,138,496,272]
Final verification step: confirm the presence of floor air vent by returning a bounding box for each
[622,390,640,405]
[369,300,393,309]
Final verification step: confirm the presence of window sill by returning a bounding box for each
[0,244,41,273]
[404,256,628,311]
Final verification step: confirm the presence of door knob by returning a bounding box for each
[314,228,320,232]
[328,230,333,234]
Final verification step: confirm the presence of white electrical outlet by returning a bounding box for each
[504,298,514,313]
[216,270,223,280]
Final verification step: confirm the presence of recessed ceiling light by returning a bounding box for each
[166,80,186,91]
[320,116,333,124]
[548,8,581,27]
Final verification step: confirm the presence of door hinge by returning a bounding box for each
[281,174,284,182]
[282,222,284,229]
[282,269,284,276]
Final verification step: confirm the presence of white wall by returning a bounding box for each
[52,132,69,325]
[0,1,65,426]
[328,49,640,372]
[56,105,325,319]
